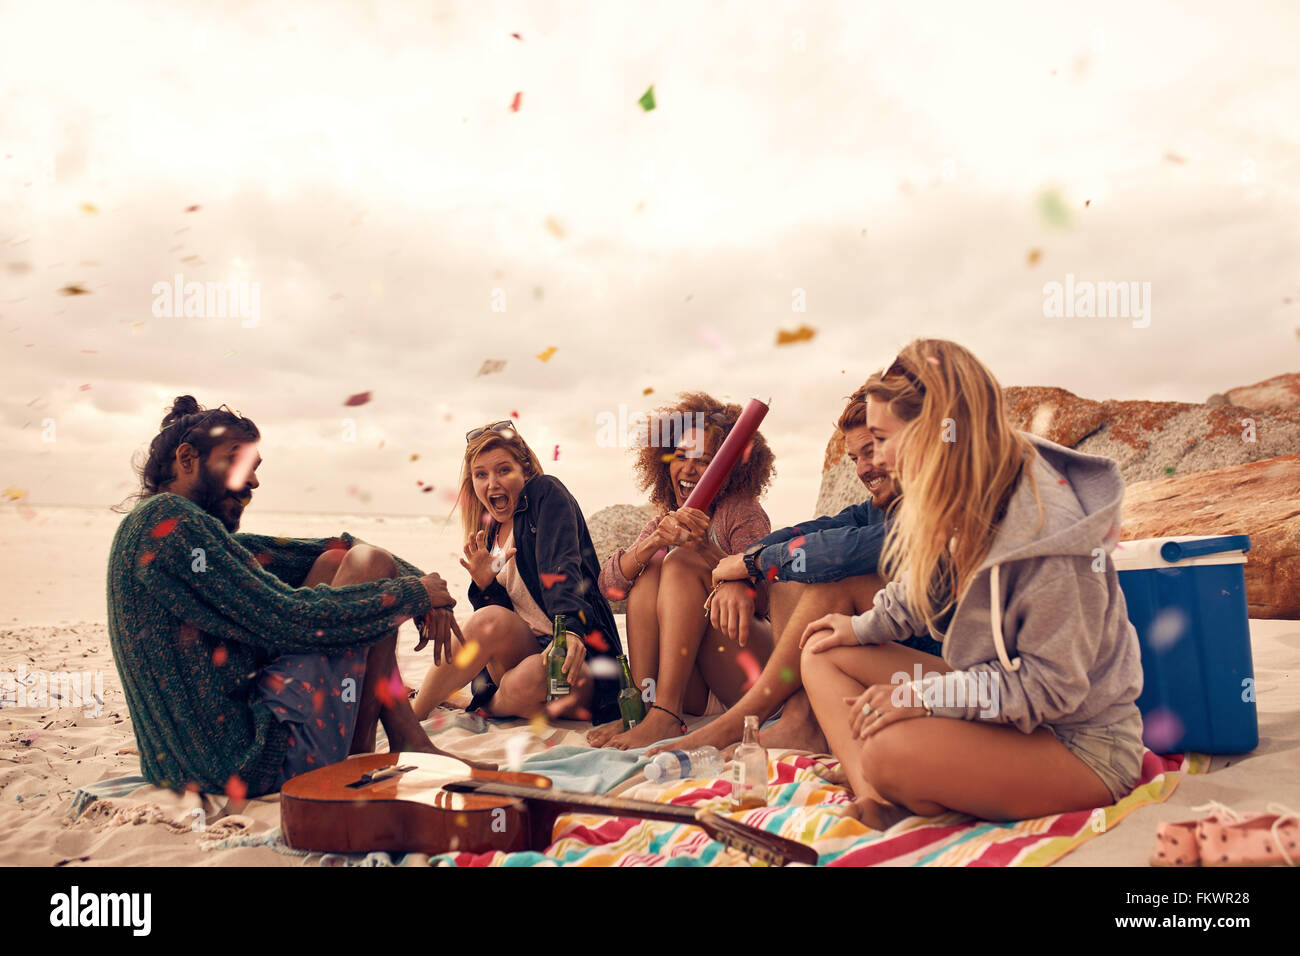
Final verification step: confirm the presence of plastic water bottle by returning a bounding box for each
[645,746,724,782]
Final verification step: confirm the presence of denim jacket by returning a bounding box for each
[751,499,889,584]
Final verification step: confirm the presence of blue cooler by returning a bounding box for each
[1113,534,1257,754]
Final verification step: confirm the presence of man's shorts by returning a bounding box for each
[255,647,368,787]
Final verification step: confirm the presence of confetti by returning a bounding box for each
[539,573,567,589]
[766,564,778,583]
[186,204,201,212]
[510,32,522,41]
[585,630,609,652]
[642,387,654,395]
[742,440,754,464]
[1164,466,1176,475]
[476,359,506,376]
[343,391,372,407]
[788,535,805,555]
[410,454,419,462]
[212,645,228,666]
[588,657,620,679]
[604,587,627,601]
[1026,249,1042,266]
[505,733,529,771]
[421,486,434,493]
[151,518,178,538]
[779,667,795,684]
[775,324,817,346]
[1149,608,1188,652]
[225,440,260,491]
[638,85,656,111]
[1084,199,1092,207]
[80,202,98,214]
[510,410,519,418]
[552,444,560,460]
[536,346,557,362]
[380,592,397,607]
[510,91,523,112]
[2,487,26,500]
[58,284,90,296]
[1163,152,1186,165]
[736,651,761,690]
[312,688,325,712]
[530,714,550,736]
[543,217,566,239]
[1143,708,1184,752]
[225,775,247,801]
[139,551,156,566]
[1036,188,1072,229]
[454,641,480,668]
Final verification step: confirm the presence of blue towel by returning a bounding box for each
[519,745,647,794]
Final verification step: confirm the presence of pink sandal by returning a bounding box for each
[1199,803,1299,867]
[1151,802,1251,867]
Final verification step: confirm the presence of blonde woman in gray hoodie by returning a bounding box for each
[799,339,1144,829]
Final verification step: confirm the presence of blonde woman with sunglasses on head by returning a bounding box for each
[412,420,623,726]
[799,340,1144,829]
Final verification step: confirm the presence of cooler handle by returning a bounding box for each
[1159,535,1251,563]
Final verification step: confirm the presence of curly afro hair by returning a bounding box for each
[631,391,775,514]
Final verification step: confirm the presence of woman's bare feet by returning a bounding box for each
[586,719,623,748]
[838,795,913,831]
[645,712,744,758]
[606,705,688,750]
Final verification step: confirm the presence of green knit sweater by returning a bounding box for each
[106,493,433,797]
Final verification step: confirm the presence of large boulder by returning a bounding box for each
[1224,372,1300,413]
[1121,456,1300,619]
[585,503,659,612]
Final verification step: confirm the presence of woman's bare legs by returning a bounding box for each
[802,642,1112,829]
[605,547,771,750]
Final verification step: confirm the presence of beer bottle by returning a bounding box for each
[545,614,570,701]
[617,654,645,729]
[731,715,767,810]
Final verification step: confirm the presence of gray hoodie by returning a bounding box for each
[850,433,1143,735]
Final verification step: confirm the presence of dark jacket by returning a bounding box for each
[751,499,889,584]
[468,474,622,725]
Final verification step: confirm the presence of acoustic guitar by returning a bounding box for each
[280,752,818,866]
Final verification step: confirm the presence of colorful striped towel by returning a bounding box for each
[436,748,1197,867]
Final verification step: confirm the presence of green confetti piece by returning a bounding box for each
[1164,466,1176,475]
[1036,188,1073,229]
[780,667,795,683]
[638,85,656,111]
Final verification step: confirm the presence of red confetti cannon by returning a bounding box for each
[682,398,769,512]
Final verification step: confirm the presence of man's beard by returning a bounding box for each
[194,463,245,532]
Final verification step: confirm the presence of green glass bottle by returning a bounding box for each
[545,614,570,701]
[617,655,645,729]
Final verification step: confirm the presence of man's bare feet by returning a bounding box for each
[754,707,827,754]
[838,795,913,831]
[606,705,687,750]
[586,719,623,748]
[644,712,743,757]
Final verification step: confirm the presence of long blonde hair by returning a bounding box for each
[866,339,1040,628]
[457,425,546,542]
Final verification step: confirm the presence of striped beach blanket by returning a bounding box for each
[436,748,1196,867]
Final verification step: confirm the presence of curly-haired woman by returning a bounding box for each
[589,393,778,750]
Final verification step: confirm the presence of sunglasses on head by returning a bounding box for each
[466,420,520,443]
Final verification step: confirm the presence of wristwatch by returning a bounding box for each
[742,543,766,585]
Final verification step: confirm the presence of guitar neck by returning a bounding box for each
[453,779,701,825]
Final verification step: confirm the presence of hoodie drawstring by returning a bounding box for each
[989,564,1021,672]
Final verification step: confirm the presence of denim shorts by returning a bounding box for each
[1046,709,1145,803]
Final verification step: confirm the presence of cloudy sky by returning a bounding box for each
[2,0,1297,526]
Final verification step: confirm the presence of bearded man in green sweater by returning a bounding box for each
[108,396,463,797]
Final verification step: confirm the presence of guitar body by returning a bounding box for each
[280,752,559,856]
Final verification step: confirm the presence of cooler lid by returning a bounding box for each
[1112,534,1251,572]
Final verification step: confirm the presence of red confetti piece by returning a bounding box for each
[552,444,560,461]
[736,651,761,690]
[264,672,285,693]
[387,670,405,703]
[422,486,434,493]
[312,689,325,712]
[78,383,91,391]
[510,410,519,418]
[766,564,778,583]
[417,480,424,486]
[540,573,567,589]
[511,32,522,40]
[151,517,178,538]
[742,440,754,464]
[212,645,228,666]
[604,587,627,601]
[745,587,756,599]
[225,775,247,801]
[1058,479,1068,485]
[343,391,372,407]
[787,535,805,555]
[585,630,609,652]
[186,204,201,212]
[510,91,523,112]
[139,551,156,566]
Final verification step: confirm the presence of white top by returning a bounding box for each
[492,530,553,637]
